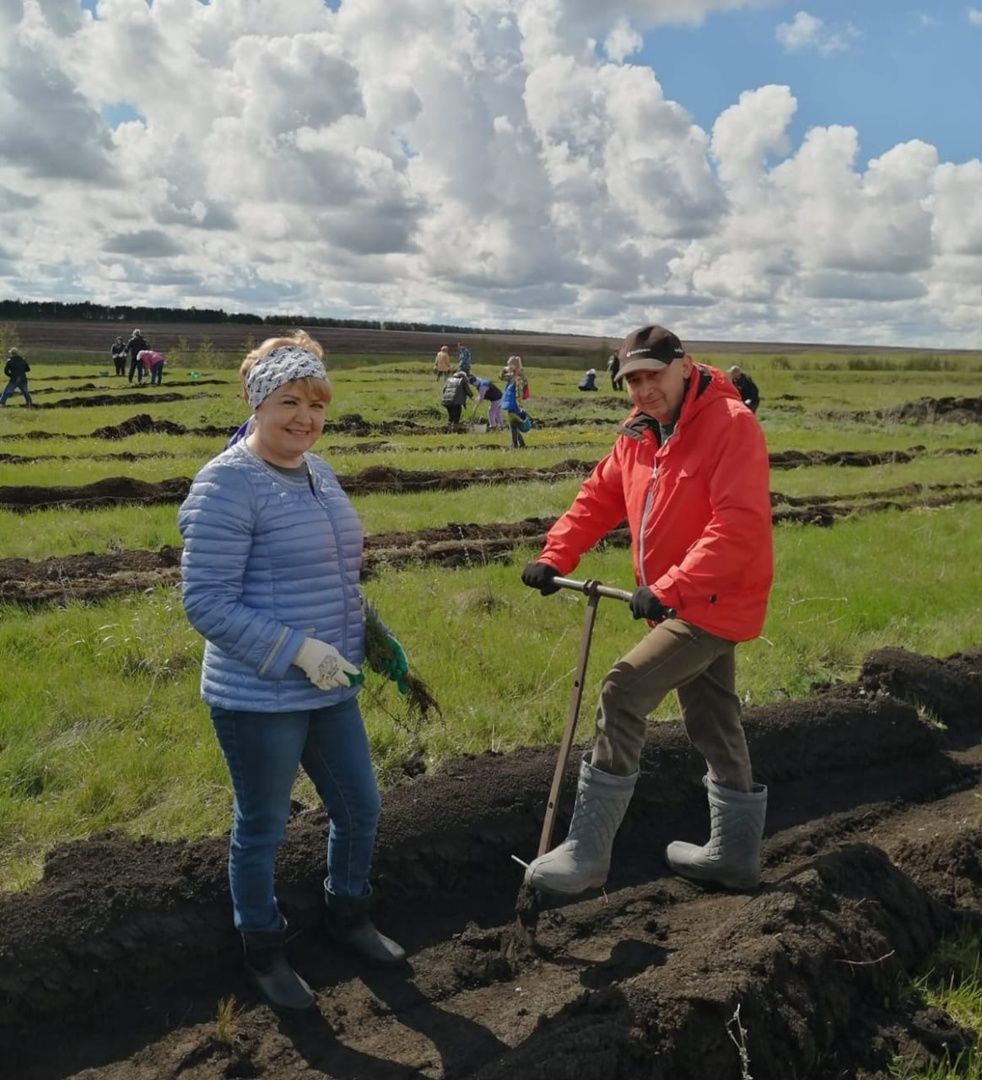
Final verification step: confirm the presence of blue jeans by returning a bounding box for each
[0,375,32,406]
[211,698,381,932]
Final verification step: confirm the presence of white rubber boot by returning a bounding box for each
[525,755,637,896]
[665,776,767,890]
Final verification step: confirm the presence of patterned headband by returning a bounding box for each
[245,346,329,409]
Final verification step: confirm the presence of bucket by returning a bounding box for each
[469,422,488,434]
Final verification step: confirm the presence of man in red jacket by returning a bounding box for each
[521,324,773,896]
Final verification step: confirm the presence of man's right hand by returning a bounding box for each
[293,638,362,691]
[521,562,560,595]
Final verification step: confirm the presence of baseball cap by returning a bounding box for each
[615,325,686,383]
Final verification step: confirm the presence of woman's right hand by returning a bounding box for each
[293,638,362,690]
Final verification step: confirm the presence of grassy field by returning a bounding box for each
[0,348,980,892]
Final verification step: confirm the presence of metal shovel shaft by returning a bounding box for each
[536,577,633,857]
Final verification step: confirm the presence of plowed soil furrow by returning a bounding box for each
[2,463,981,514]
[0,394,978,443]
[1,647,980,1080]
[2,477,982,607]
[32,392,215,409]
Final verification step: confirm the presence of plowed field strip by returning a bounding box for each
[1,444,975,466]
[2,649,979,1080]
[1,484,981,606]
[2,462,981,512]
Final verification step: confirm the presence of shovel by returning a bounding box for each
[467,399,487,434]
[506,576,674,954]
[535,576,636,856]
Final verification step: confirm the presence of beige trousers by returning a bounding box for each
[591,618,753,792]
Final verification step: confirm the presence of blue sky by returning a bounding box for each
[643,1,981,165]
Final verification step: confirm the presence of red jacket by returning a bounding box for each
[538,365,773,642]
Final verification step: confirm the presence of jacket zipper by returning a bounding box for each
[306,461,351,659]
[637,440,660,587]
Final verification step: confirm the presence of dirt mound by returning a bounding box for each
[91,413,188,438]
[0,476,192,512]
[769,445,978,469]
[36,391,196,409]
[882,397,982,424]
[832,396,982,425]
[1,647,980,1079]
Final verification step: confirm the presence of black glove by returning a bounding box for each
[521,561,560,596]
[629,586,670,622]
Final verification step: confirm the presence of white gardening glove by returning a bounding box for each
[293,638,361,691]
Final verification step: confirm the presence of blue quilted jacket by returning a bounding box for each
[178,442,365,711]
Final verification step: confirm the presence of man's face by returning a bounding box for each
[624,357,693,423]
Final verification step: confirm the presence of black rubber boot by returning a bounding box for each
[241,923,315,1011]
[324,885,407,968]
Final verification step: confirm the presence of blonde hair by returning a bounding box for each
[239,330,331,406]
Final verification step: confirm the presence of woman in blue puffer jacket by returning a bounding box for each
[178,331,408,1012]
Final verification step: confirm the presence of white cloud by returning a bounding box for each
[776,11,859,55]
[604,17,642,62]
[0,0,976,347]
[969,9,982,28]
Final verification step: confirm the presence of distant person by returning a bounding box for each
[501,355,529,401]
[727,365,760,414]
[606,353,619,389]
[457,342,472,374]
[469,374,504,429]
[578,368,598,391]
[433,345,452,382]
[110,336,127,376]
[0,347,33,408]
[441,366,473,429]
[139,349,166,386]
[520,324,772,899]
[126,328,149,385]
[502,367,528,449]
[178,330,408,1012]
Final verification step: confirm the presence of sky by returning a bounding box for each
[0,0,980,349]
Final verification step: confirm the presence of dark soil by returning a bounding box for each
[23,317,961,359]
[33,392,215,410]
[831,397,982,425]
[1,647,980,1079]
[2,470,982,605]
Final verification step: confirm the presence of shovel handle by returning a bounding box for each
[552,576,676,618]
[552,576,633,602]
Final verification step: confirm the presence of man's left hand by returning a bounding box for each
[629,586,671,623]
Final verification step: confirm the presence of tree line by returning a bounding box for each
[0,299,531,337]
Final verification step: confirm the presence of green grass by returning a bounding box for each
[890,931,982,1079]
[1,504,980,889]
[0,504,185,557]
[1,355,980,890]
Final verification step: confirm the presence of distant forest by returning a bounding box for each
[0,298,532,337]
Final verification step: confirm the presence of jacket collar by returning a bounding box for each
[617,366,713,442]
